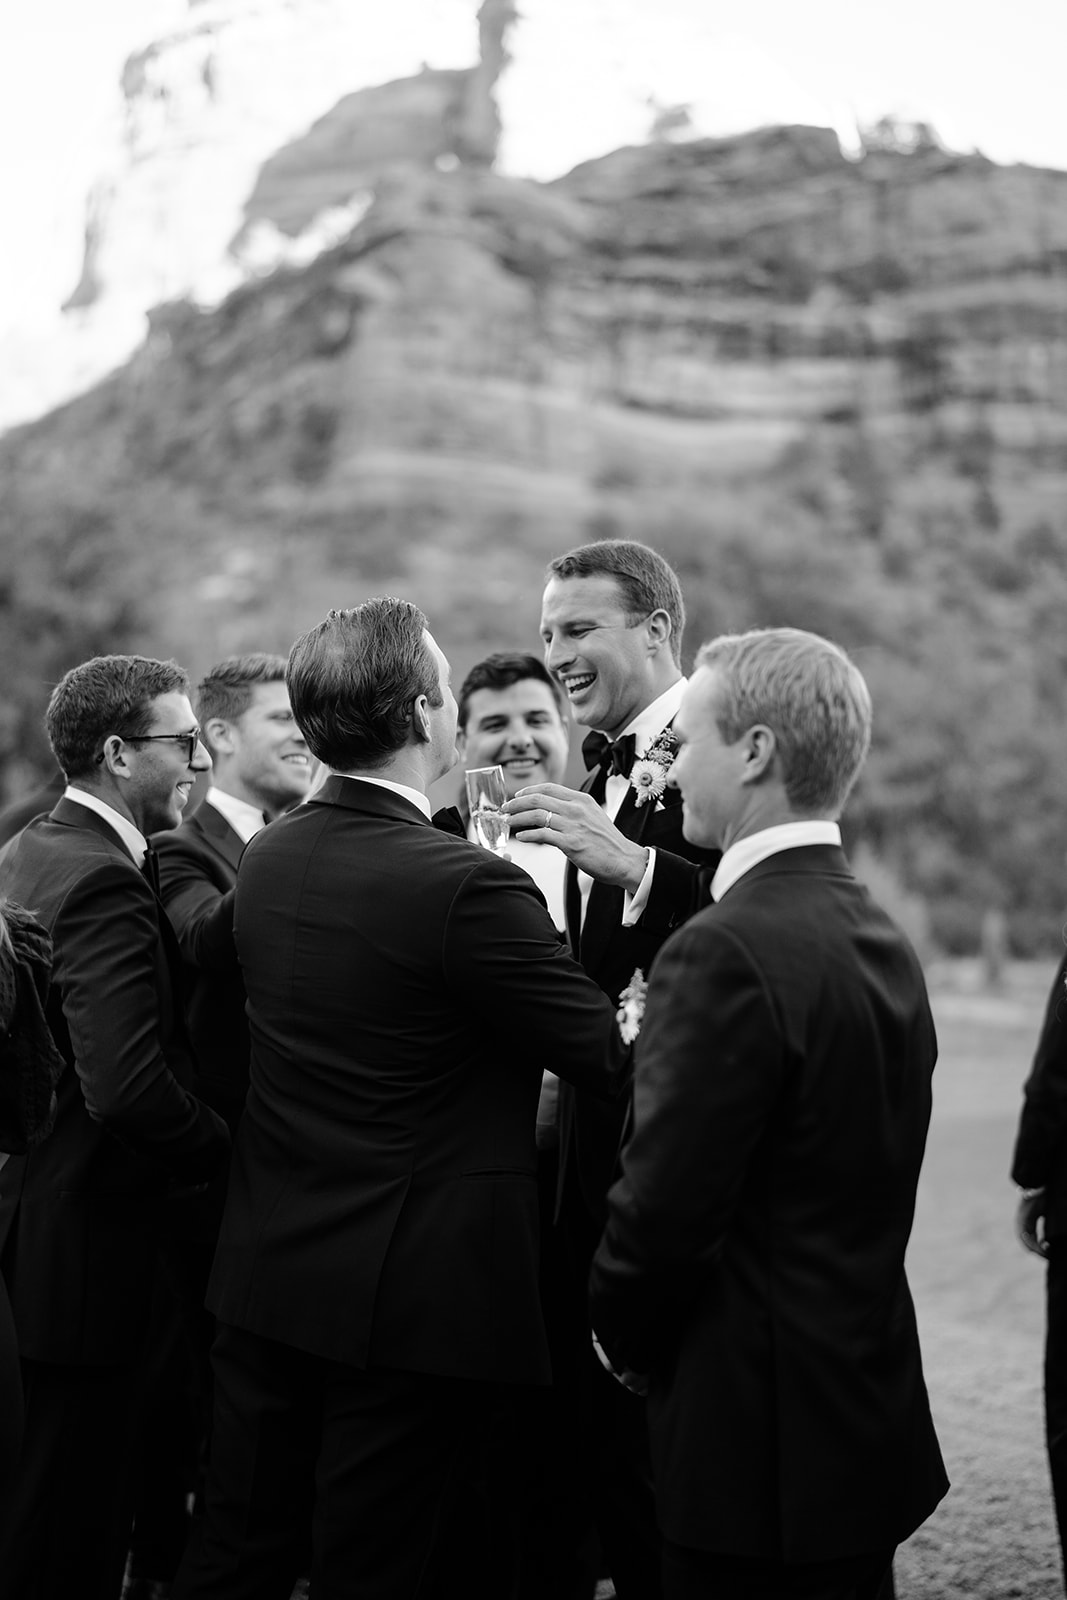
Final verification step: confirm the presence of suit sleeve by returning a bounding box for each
[1012,952,1067,1188]
[53,859,229,1179]
[590,916,784,1373]
[639,846,711,937]
[155,832,239,974]
[443,857,627,1100]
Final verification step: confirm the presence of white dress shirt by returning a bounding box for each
[205,785,269,845]
[578,677,688,930]
[330,772,431,819]
[710,821,843,902]
[63,785,147,865]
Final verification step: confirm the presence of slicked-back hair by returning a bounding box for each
[196,654,288,749]
[457,652,565,731]
[547,539,685,665]
[696,628,872,816]
[287,599,442,772]
[46,655,189,781]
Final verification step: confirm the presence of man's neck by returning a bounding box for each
[600,675,684,741]
[334,755,430,797]
[209,768,274,818]
[67,780,136,830]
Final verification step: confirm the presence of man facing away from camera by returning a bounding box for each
[173,599,627,1600]
[590,626,949,1600]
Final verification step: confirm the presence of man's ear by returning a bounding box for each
[100,734,132,781]
[456,725,468,761]
[740,725,777,785]
[205,716,236,756]
[646,609,672,654]
[412,695,432,745]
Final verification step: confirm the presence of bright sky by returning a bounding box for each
[0,0,1064,324]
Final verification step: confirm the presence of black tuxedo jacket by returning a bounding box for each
[208,776,626,1385]
[1012,951,1067,1236]
[590,845,948,1561]
[154,800,247,1131]
[559,751,718,1226]
[0,800,229,1364]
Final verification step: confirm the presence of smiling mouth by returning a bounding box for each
[282,754,309,766]
[176,782,193,804]
[561,673,595,698]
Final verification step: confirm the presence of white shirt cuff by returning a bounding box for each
[622,847,655,926]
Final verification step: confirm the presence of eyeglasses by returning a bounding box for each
[96,729,203,764]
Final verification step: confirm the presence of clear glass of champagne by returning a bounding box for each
[465,765,510,857]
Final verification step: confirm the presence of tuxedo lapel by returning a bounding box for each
[51,797,188,998]
[191,800,246,877]
[577,777,673,977]
[564,766,599,957]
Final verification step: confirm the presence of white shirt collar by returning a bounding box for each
[205,785,267,845]
[331,772,431,820]
[63,785,148,865]
[710,821,842,901]
[618,678,687,758]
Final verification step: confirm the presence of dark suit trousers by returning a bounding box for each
[0,1354,142,1600]
[517,1167,659,1600]
[661,1541,895,1600]
[174,1323,501,1600]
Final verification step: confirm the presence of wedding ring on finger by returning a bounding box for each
[541,808,550,830]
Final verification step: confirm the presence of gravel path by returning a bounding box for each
[894,975,1063,1598]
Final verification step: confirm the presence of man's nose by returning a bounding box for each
[192,737,212,772]
[507,726,533,750]
[544,637,570,674]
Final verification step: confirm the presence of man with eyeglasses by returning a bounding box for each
[122,658,314,1598]
[0,654,230,1600]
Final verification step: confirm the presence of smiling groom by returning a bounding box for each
[506,539,719,1600]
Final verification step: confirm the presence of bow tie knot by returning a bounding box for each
[431,806,467,838]
[581,731,636,779]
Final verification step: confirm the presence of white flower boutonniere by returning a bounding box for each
[616,967,648,1045]
[629,729,678,807]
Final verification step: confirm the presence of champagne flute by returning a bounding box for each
[465,765,510,857]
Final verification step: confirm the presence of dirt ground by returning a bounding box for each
[893,962,1064,1599]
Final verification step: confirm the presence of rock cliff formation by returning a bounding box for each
[2,68,1067,951]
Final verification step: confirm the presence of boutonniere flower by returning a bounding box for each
[616,967,648,1045]
[629,729,678,807]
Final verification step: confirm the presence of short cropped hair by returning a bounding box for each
[457,652,565,731]
[696,628,872,816]
[46,655,189,781]
[547,540,685,665]
[196,654,288,729]
[287,599,442,771]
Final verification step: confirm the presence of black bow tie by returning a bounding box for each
[581,731,636,779]
[431,806,467,839]
[141,842,161,897]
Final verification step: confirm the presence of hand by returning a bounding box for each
[505,783,649,893]
[1017,1188,1049,1258]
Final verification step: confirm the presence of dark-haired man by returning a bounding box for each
[125,656,312,1595]
[0,655,230,1600]
[458,651,570,930]
[154,653,311,1131]
[506,539,719,1600]
[591,628,948,1597]
[175,601,627,1600]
